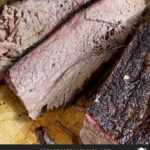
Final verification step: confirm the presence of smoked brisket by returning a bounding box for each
[5,0,147,119]
[0,0,91,78]
[80,22,150,144]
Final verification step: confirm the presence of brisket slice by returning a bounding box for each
[80,22,150,144]
[0,0,91,79]
[5,0,146,119]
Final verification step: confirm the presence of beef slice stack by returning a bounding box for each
[80,22,150,144]
[5,0,147,119]
[0,0,91,79]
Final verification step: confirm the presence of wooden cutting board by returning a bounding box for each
[0,83,93,144]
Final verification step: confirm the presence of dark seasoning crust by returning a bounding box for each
[87,23,150,144]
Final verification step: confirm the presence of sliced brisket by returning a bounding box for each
[5,0,147,119]
[80,22,150,144]
[0,0,91,78]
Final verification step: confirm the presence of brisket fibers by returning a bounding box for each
[5,0,146,119]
